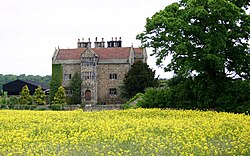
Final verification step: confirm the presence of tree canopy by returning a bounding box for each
[121,60,158,99]
[137,0,250,79]
[136,0,250,111]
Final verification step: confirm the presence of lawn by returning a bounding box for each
[0,109,249,155]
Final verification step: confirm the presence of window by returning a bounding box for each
[64,74,71,80]
[82,57,95,66]
[109,73,117,79]
[82,72,96,80]
[109,88,117,96]
[65,90,72,96]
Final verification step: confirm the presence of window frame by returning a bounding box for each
[109,88,117,96]
[81,57,95,66]
[109,73,117,80]
[82,72,96,80]
[64,74,72,80]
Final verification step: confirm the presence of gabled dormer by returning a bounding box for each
[81,48,98,67]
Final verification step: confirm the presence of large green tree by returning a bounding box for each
[137,0,249,79]
[68,72,82,104]
[121,60,158,99]
[137,0,250,107]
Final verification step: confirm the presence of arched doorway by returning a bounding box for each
[85,90,91,101]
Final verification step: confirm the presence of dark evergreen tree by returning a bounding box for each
[121,60,158,99]
[68,72,82,104]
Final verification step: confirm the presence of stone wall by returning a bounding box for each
[97,63,129,104]
[62,64,81,87]
[84,104,122,111]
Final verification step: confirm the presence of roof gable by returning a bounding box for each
[3,79,49,95]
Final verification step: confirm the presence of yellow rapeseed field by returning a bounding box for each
[0,109,249,156]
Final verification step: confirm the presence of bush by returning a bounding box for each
[52,86,67,105]
[48,104,63,111]
[122,93,144,109]
[137,88,171,108]
[19,85,32,105]
[135,76,250,114]
[33,86,46,105]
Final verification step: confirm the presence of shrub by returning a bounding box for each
[19,85,32,105]
[137,88,171,108]
[48,104,63,111]
[33,86,46,105]
[52,86,67,105]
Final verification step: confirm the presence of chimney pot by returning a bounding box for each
[88,38,90,42]
[78,39,80,42]
[82,37,84,42]
[115,37,117,41]
[119,37,121,41]
[95,37,97,42]
[112,37,113,41]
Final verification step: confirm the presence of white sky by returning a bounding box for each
[0,0,176,78]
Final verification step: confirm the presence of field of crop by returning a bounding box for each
[0,109,249,156]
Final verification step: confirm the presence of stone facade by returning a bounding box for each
[97,63,130,104]
[52,38,147,104]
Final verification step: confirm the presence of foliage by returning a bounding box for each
[137,0,250,110]
[137,88,171,108]
[48,104,63,111]
[68,72,82,104]
[121,61,158,99]
[0,74,51,91]
[135,76,250,114]
[33,86,46,105]
[19,85,32,105]
[53,86,67,105]
[49,64,63,103]
[0,109,249,155]
[137,0,250,79]
[0,92,8,105]
[122,93,144,109]
[7,96,19,108]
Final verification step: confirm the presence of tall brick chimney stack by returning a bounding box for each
[107,37,122,48]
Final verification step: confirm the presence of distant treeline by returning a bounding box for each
[0,74,51,91]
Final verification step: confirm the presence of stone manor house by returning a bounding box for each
[52,37,147,104]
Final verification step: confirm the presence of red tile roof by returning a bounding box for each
[56,47,143,60]
[93,47,130,59]
[56,48,83,60]
[134,48,143,54]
